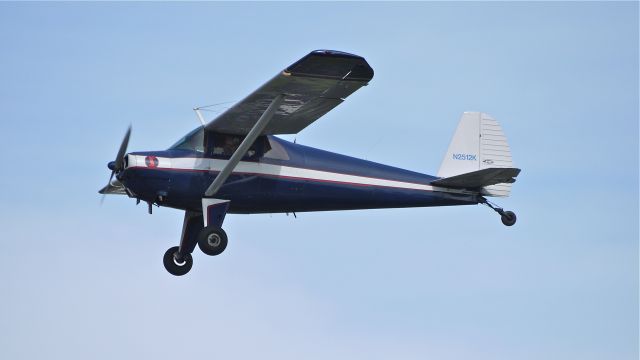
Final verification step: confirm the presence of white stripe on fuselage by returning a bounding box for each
[126,155,475,195]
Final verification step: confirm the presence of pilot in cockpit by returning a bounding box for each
[213,135,239,157]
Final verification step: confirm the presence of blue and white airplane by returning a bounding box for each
[100,50,521,276]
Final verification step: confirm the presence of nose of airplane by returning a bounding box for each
[107,161,116,171]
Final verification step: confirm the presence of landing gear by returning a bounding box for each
[480,197,517,227]
[162,211,203,276]
[197,226,228,256]
[162,225,229,276]
[163,246,193,276]
[162,200,230,276]
[501,211,517,226]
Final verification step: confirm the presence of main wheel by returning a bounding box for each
[501,211,517,226]
[197,226,228,256]
[163,246,193,276]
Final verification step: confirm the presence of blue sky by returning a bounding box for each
[0,2,637,359]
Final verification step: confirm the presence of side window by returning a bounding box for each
[263,136,290,160]
[211,134,241,157]
[207,133,265,160]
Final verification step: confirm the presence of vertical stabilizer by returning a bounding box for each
[437,112,515,197]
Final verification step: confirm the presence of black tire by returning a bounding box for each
[501,211,517,226]
[163,246,193,276]
[197,226,228,256]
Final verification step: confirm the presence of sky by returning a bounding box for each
[0,2,637,359]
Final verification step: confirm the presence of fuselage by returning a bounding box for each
[118,135,480,214]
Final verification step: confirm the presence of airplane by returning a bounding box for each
[100,50,521,276]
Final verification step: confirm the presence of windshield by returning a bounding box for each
[169,127,204,153]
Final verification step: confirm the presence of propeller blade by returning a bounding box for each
[100,125,131,199]
[99,178,127,195]
[114,125,131,171]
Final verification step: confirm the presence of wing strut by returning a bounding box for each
[204,94,284,197]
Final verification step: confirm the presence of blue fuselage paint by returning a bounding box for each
[118,136,479,214]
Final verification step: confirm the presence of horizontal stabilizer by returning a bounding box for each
[431,167,521,189]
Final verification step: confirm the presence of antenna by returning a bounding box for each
[192,101,237,127]
[193,107,206,126]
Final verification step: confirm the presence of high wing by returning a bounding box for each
[205,50,374,135]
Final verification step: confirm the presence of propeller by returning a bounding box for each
[99,126,131,199]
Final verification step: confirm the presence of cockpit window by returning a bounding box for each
[169,127,204,153]
[211,134,243,157]
[206,133,289,161]
[208,133,262,160]
[171,129,289,161]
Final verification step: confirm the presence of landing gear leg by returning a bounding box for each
[480,197,517,226]
[163,211,203,276]
[198,198,231,256]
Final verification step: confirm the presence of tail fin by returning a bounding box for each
[436,112,518,197]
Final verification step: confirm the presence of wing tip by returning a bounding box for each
[310,49,364,60]
[286,50,374,82]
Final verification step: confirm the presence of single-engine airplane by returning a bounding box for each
[100,50,521,276]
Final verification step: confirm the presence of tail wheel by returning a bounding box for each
[501,211,517,226]
[163,246,193,276]
[197,226,228,256]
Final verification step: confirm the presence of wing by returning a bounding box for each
[205,50,374,135]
